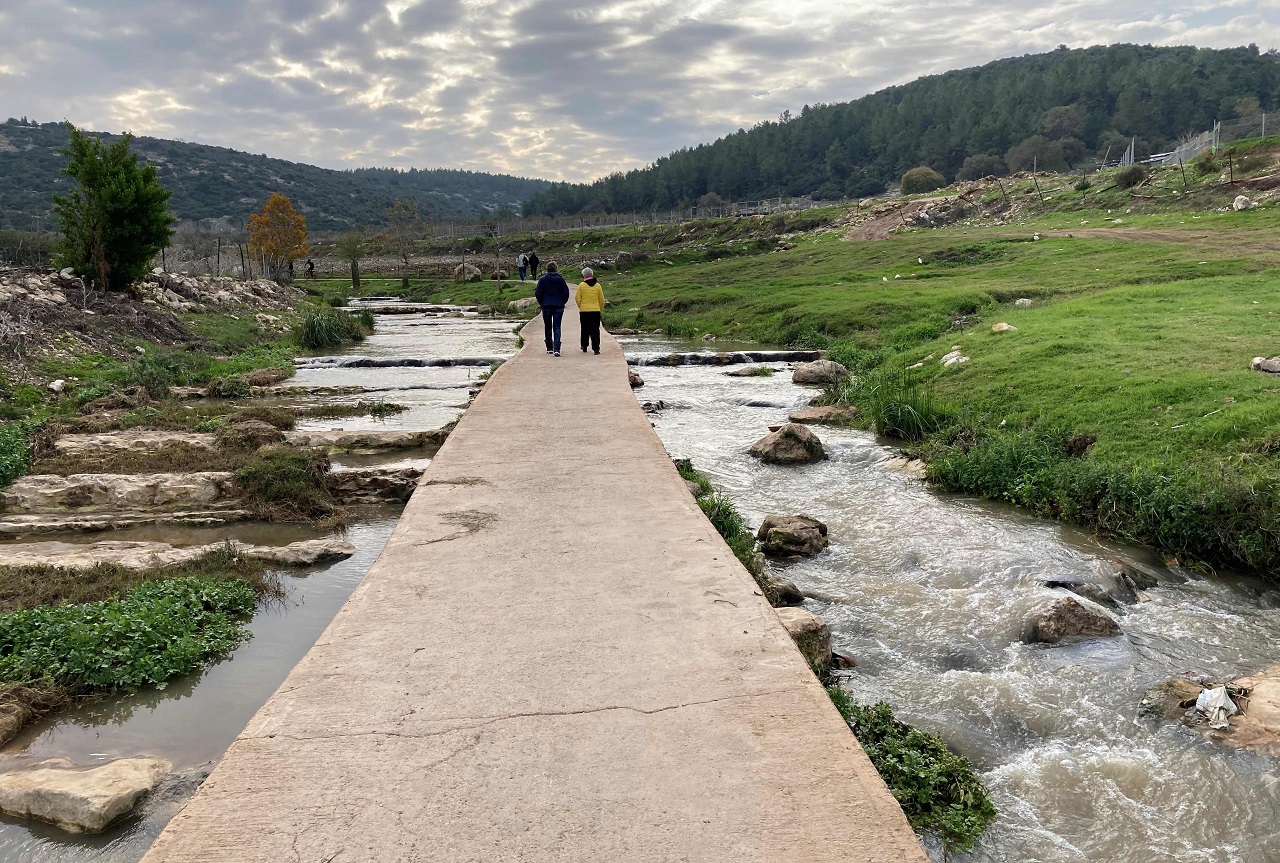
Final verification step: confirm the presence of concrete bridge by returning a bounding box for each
[142,307,926,862]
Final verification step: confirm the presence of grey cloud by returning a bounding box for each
[1,0,1277,181]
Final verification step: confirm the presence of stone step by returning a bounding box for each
[0,538,357,570]
[1,467,425,517]
[51,428,450,459]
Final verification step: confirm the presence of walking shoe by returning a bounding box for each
[546,350,553,354]
[593,351,600,355]
[553,351,560,356]
[582,347,587,353]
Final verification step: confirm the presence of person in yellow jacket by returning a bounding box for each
[575,267,606,354]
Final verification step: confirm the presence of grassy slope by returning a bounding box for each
[399,158,1280,569]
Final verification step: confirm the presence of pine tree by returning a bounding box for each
[53,125,174,293]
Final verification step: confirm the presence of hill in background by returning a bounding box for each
[525,44,1280,215]
[0,120,551,232]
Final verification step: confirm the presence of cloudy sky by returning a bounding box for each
[2,1,1277,182]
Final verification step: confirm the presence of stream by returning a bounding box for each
[627,336,1280,863]
[0,311,1276,861]
[0,308,517,862]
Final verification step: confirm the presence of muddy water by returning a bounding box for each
[0,311,519,862]
[631,351,1280,863]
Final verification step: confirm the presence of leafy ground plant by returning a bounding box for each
[0,422,31,488]
[827,686,996,852]
[0,578,256,691]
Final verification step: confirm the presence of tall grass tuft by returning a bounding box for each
[834,367,956,442]
[294,308,371,350]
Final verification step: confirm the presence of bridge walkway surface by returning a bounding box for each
[142,304,927,862]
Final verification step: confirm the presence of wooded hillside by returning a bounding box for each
[0,121,550,231]
[524,44,1280,215]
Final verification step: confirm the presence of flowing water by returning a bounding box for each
[0,309,518,862]
[628,342,1280,863]
[3,312,1277,861]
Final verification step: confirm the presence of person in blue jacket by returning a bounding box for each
[534,262,570,356]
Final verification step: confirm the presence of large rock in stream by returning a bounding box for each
[748,424,826,464]
[1023,596,1122,644]
[0,757,170,833]
[787,405,858,425]
[757,515,829,558]
[791,360,849,386]
[1143,666,1280,757]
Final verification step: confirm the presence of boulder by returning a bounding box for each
[991,322,1017,333]
[1216,666,1280,755]
[1233,195,1257,211]
[792,360,849,386]
[1023,596,1122,644]
[507,296,537,311]
[453,263,482,282]
[1251,356,1280,374]
[940,349,969,367]
[1139,678,1205,722]
[748,424,826,465]
[0,756,170,833]
[757,515,829,558]
[1014,298,1034,308]
[725,365,771,377]
[240,539,357,566]
[328,467,424,504]
[775,608,832,673]
[628,370,645,389]
[787,405,858,425]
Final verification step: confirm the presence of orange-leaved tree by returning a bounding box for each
[248,193,309,282]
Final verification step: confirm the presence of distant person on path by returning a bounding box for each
[529,251,541,280]
[517,252,529,281]
[288,260,295,281]
[576,267,605,355]
[305,258,316,278]
[535,262,569,356]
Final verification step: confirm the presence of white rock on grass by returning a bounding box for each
[791,360,849,386]
[0,757,171,833]
[991,322,1017,333]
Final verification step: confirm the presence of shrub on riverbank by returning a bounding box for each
[827,687,995,851]
[830,368,955,442]
[926,424,1280,571]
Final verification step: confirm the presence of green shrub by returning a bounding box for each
[826,688,995,852]
[1194,156,1219,175]
[326,293,349,307]
[1074,177,1092,191]
[901,167,947,195]
[205,376,252,399]
[235,445,338,520]
[0,423,31,488]
[1114,165,1147,189]
[0,578,256,691]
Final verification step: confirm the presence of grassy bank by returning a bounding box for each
[0,549,280,743]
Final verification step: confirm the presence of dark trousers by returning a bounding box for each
[531,264,540,279]
[541,306,564,351]
[580,311,602,353]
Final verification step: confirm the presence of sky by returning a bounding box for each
[2,1,1278,182]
